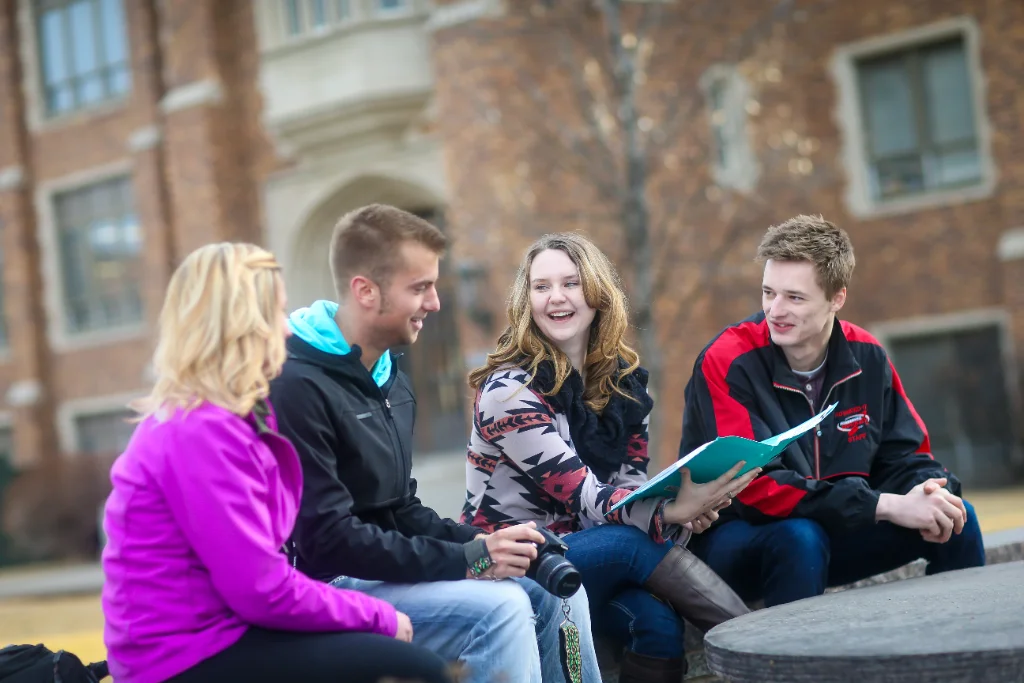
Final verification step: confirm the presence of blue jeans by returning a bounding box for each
[563,525,684,659]
[330,575,600,683]
[689,501,986,607]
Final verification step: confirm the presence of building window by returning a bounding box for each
[282,0,353,37]
[53,176,144,334]
[832,18,993,217]
[35,0,131,116]
[700,65,758,192]
[74,409,135,454]
[885,321,1020,489]
[856,36,980,201]
[374,0,409,14]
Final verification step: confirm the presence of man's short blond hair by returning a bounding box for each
[756,215,855,298]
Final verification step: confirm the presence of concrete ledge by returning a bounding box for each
[599,530,1024,682]
[0,563,104,601]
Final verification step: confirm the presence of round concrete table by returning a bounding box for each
[704,561,1024,682]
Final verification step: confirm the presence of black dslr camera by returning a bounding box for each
[526,528,582,598]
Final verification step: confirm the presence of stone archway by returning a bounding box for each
[289,175,468,455]
[288,174,442,308]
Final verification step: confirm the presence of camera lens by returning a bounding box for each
[534,553,582,598]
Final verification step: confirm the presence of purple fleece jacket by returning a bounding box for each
[101,401,397,683]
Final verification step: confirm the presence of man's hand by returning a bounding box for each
[470,522,545,579]
[663,463,761,527]
[916,478,968,543]
[875,478,967,543]
[394,611,414,642]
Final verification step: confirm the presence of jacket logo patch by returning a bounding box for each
[836,407,870,442]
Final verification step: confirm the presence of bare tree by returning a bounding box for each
[447,0,831,454]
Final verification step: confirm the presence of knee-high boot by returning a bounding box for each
[643,544,751,633]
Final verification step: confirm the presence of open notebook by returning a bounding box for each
[609,402,838,512]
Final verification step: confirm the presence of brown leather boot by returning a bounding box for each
[618,651,686,683]
[644,544,751,633]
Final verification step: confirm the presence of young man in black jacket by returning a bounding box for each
[679,214,985,607]
[270,204,600,683]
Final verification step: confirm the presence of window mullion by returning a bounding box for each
[59,4,77,110]
[907,48,937,188]
[90,0,103,98]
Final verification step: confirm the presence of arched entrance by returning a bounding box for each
[290,175,468,455]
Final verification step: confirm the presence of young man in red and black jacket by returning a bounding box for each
[680,215,985,607]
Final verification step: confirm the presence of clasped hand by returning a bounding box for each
[876,477,968,544]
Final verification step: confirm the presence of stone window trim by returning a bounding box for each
[869,306,1023,463]
[17,0,132,133]
[255,0,428,54]
[830,15,997,219]
[699,63,760,193]
[998,227,1024,263]
[0,177,26,364]
[56,390,141,456]
[35,159,147,352]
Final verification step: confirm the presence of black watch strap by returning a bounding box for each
[463,538,493,578]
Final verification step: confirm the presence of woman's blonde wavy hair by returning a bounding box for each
[131,242,286,419]
[468,233,640,413]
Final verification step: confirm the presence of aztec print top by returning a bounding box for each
[461,366,686,544]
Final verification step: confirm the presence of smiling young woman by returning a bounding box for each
[463,233,757,683]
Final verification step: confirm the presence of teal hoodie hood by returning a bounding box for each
[287,300,392,387]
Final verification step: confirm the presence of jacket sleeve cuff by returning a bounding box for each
[862,489,883,527]
[378,602,400,637]
[443,546,470,581]
[453,522,485,544]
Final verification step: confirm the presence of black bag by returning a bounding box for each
[0,644,108,683]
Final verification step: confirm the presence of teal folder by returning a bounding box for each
[609,402,838,512]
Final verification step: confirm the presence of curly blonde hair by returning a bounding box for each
[132,242,286,419]
[468,233,640,413]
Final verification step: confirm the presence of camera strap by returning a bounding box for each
[558,599,583,683]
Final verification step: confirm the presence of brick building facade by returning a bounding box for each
[0,0,274,469]
[0,0,1020,494]
[431,0,1024,479]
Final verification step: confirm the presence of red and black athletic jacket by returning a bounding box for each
[680,311,958,534]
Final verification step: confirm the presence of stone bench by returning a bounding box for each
[597,527,1024,682]
[704,561,1024,682]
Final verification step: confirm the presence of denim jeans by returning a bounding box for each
[689,500,986,607]
[563,525,684,659]
[330,575,600,683]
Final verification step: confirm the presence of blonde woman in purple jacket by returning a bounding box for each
[101,243,451,683]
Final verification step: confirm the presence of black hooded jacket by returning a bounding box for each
[270,335,480,583]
